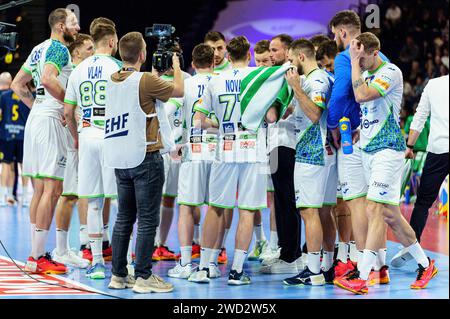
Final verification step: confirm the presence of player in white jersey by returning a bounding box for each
[64,22,121,280]
[189,36,268,285]
[11,8,80,275]
[168,43,218,279]
[153,57,191,261]
[204,31,234,264]
[335,33,437,295]
[282,39,337,286]
[53,33,94,269]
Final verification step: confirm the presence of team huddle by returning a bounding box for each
[6,8,438,296]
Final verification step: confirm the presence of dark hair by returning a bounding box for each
[356,32,381,53]
[68,33,93,55]
[90,23,116,44]
[271,34,293,48]
[329,10,361,30]
[289,38,316,59]
[119,32,145,64]
[254,40,270,54]
[204,31,226,43]
[89,17,116,35]
[316,40,338,60]
[192,44,214,68]
[310,34,331,48]
[226,36,250,61]
[48,8,68,29]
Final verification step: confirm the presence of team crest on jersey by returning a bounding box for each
[223,123,235,134]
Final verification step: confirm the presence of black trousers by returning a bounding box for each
[410,152,449,242]
[270,146,302,263]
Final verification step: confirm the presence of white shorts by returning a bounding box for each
[23,114,68,180]
[336,179,343,199]
[78,136,117,198]
[178,161,211,206]
[324,156,338,206]
[209,162,267,210]
[337,142,368,201]
[162,154,180,197]
[362,149,404,206]
[62,149,78,196]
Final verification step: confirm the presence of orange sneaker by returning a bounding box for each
[411,259,438,289]
[334,259,355,278]
[192,243,201,259]
[25,253,67,275]
[156,246,177,261]
[368,265,390,286]
[218,248,228,264]
[334,271,368,295]
[102,244,113,262]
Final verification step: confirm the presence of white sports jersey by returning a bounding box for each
[181,72,217,162]
[194,67,267,163]
[64,54,122,138]
[360,61,406,153]
[22,39,72,118]
[294,68,333,166]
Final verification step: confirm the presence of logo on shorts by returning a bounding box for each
[343,188,349,194]
[57,156,67,168]
[372,181,389,189]
[379,191,388,196]
[223,123,235,134]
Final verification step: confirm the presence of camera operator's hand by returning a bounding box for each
[172,54,181,71]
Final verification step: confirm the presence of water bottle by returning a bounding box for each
[339,117,353,155]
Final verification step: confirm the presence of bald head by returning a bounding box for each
[0,72,12,90]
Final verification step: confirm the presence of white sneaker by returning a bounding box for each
[188,268,210,284]
[390,247,413,268]
[296,254,307,271]
[108,274,136,289]
[260,259,298,274]
[52,249,90,268]
[209,263,221,278]
[168,262,194,279]
[260,247,281,263]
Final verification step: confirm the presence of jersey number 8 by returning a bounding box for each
[79,80,107,107]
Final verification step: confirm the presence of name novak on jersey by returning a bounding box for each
[64,54,122,139]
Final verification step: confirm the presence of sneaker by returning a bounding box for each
[260,259,298,274]
[52,249,90,269]
[192,243,201,259]
[80,248,93,262]
[259,247,280,262]
[102,243,113,261]
[168,262,194,279]
[333,270,368,295]
[25,253,67,275]
[153,246,177,261]
[228,269,251,286]
[108,274,136,289]
[132,274,174,293]
[410,259,438,289]
[152,246,161,261]
[248,240,268,261]
[296,255,307,271]
[218,248,228,264]
[390,247,413,268]
[322,267,335,284]
[368,265,390,286]
[334,259,355,278]
[209,263,221,278]
[283,267,325,286]
[261,256,280,267]
[86,263,106,280]
[188,268,210,284]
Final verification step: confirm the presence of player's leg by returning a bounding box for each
[78,198,89,256]
[215,208,233,264]
[248,209,268,261]
[319,205,337,283]
[3,162,15,205]
[193,206,201,247]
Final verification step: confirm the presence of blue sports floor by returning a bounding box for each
[0,201,448,299]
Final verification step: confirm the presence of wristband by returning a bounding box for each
[407,144,415,149]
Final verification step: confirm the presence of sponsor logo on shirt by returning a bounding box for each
[240,140,256,149]
[363,119,379,129]
[192,144,201,153]
[93,108,105,117]
[374,78,390,90]
[190,136,202,144]
[224,140,233,151]
[223,123,235,134]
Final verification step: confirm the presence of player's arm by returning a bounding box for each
[349,40,381,103]
[41,63,66,103]
[11,68,34,108]
[285,68,323,123]
[63,76,79,148]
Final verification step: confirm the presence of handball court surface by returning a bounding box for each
[0,199,448,299]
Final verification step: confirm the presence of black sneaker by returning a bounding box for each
[322,267,335,284]
[228,269,251,286]
[283,267,325,286]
